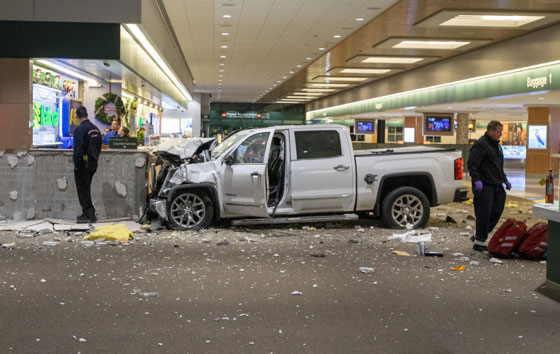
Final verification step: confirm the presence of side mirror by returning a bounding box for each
[224,154,234,166]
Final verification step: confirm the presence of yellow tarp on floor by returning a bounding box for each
[85,224,134,243]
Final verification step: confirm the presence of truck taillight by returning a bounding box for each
[454,158,464,180]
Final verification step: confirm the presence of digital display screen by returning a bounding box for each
[423,114,454,136]
[528,125,547,149]
[502,145,526,159]
[355,120,375,134]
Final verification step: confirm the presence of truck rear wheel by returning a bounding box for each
[167,189,214,230]
[381,186,429,229]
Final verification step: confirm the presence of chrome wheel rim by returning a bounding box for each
[170,193,206,229]
[391,194,423,227]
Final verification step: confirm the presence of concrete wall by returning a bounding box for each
[0,150,148,221]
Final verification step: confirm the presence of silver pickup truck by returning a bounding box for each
[148,124,468,230]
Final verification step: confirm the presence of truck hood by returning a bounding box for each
[155,137,216,160]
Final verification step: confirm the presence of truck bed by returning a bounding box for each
[354,146,458,157]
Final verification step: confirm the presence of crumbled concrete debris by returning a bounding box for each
[7,155,18,168]
[359,267,375,274]
[140,292,159,298]
[16,151,27,158]
[27,154,35,166]
[445,216,457,223]
[470,261,480,266]
[57,177,68,191]
[291,291,303,295]
[0,150,4,157]
[135,157,146,168]
[467,215,475,221]
[9,191,18,201]
[115,181,127,197]
[489,258,504,264]
[27,208,36,220]
[216,240,230,246]
[2,242,16,249]
[310,253,327,257]
[42,241,60,247]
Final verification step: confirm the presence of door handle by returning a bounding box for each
[251,172,260,177]
[334,164,350,171]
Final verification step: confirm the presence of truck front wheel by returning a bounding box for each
[167,189,214,230]
[381,186,430,229]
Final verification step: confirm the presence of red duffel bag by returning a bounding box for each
[488,219,527,258]
[518,222,548,261]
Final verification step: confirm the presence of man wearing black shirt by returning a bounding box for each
[467,120,511,252]
[73,106,102,223]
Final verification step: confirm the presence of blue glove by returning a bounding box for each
[474,181,483,192]
[505,180,512,191]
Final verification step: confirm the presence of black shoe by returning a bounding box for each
[77,214,89,223]
[85,208,97,223]
[473,244,488,252]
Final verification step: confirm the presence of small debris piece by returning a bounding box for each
[2,242,16,249]
[78,338,87,343]
[467,215,475,221]
[115,181,127,197]
[451,265,466,271]
[27,208,36,220]
[9,191,18,201]
[27,154,35,166]
[7,155,18,168]
[310,253,326,258]
[451,252,464,257]
[291,291,303,295]
[216,240,230,246]
[469,261,480,266]
[392,250,410,256]
[445,216,457,224]
[459,257,470,262]
[489,257,504,264]
[42,241,60,247]
[135,157,146,168]
[40,279,46,283]
[359,267,375,274]
[347,239,359,244]
[57,177,68,191]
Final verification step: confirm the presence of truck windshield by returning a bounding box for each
[211,130,252,160]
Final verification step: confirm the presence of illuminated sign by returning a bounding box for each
[33,102,59,127]
[221,111,269,119]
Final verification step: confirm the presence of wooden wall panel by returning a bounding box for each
[526,107,551,175]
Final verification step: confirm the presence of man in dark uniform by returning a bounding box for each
[73,106,102,223]
[467,120,512,252]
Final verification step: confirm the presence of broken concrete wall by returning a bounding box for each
[0,149,147,221]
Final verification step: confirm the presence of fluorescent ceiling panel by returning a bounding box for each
[312,76,367,82]
[361,56,424,64]
[302,88,336,92]
[340,68,391,74]
[294,92,324,95]
[440,14,545,28]
[393,40,470,49]
[307,84,349,88]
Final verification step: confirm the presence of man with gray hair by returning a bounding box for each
[467,120,511,252]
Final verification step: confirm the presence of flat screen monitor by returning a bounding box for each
[423,113,454,136]
[355,120,376,134]
[528,125,547,149]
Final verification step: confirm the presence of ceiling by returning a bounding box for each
[161,0,399,102]
[161,0,560,108]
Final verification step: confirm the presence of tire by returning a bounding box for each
[381,186,430,229]
[167,189,214,230]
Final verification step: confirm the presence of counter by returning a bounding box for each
[533,202,560,302]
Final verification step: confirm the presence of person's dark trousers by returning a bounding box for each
[74,161,98,215]
[473,182,506,243]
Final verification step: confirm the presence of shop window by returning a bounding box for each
[295,130,342,159]
[425,136,442,143]
[387,126,403,142]
[349,126,365,142]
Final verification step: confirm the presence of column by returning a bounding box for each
[456,113,469,145]
[404,116,422,143]
[0,58,32,151]
[189,93,202,137]
[526,107,558,175]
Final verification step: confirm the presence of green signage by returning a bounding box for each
[109,137,138,150]
[33,102,59,127]
[223,111,269,119]
[310,61,560,118]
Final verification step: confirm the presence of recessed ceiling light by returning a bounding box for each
[393,40,470,49]
[219,63,225,66]
[302,88,336,92]
[293,92,324,96]
[361,56,424,64]
[333,35,341,38]
[539,97,545,100]
[297,65,303,68]
[440,14,545,28]
[220,55,227,58]
[221,45,228,48]
[277,80,281,83]
[282,76,287,79]
[306,57,312,60]
[223,14,231,18]
[319,77,367,82]
[289,71,294,74]
[308,83,349,88]
[221,32,229,36]
[219,69,224,72]
[356,18,365,21]
[340,68,391,74]
[319,47,325,51]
